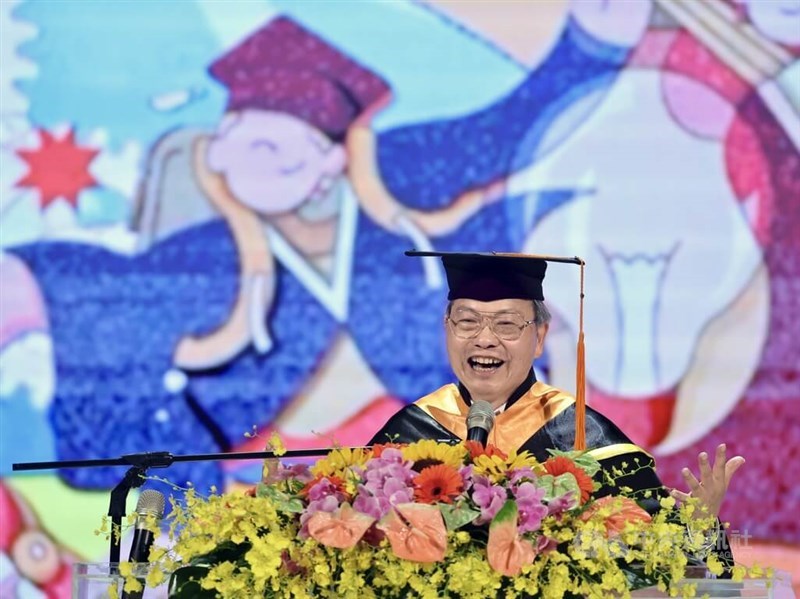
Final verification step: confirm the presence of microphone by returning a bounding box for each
[466,400,495,447]
[121,489,165,599]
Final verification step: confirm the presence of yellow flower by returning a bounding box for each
[401,439,467,469]
[472,450,538,482]
[246,531,288,582]
[445,553,500,598]
[660,495,677,510]
[268,432,286,456]
[543,563,570,599]
[121,577,143,596]
[144,567,165,588]
[311,447,372,478]
[454,531,471,545]
[706,553,724,576]
[731,564,747,582]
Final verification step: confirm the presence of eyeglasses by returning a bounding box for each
[446,309,535,341]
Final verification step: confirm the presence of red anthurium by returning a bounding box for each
[307,503,376,549]
[581,495,652,537]
[378,503,447,563]
[487,501,537,576]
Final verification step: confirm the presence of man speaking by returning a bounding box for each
[370,251,743,561]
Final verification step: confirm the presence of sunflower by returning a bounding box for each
[414,464,464,504]
[402,439,467,471]
[542,456,595,503]
[311,447,372,478]
[472,451,540,483]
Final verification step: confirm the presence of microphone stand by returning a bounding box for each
[12,447,355,564]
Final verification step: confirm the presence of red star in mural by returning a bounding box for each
[15,128,100,209]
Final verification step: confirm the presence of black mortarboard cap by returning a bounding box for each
[405,250,582,302]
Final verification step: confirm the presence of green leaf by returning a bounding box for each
[547,449,601,477]
[439,502,480,530]
[258,485,304,513]
[188,541,250,567]
[169,541,251,598]
[535,473,579,502]
[168,566,218,598]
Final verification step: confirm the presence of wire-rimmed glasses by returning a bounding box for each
[447,309,534,341]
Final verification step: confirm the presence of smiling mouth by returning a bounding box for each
[468,357,504,372]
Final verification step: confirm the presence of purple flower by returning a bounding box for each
[352,451,416,520]
[284,463,314,483]
[537,535,558,554]
[376,448,406,464]
[508,467,537,486]
[353,492,386,520]
[547,492,577,517]
[384,478,414,505]
[459,465,474,491]
[514,482,545,503]
[299,492,343,537]
[306,477,343,502]
[471,476,508,524]
[297,476,349,537]
[514,482,547,533]
[263,461,314,485]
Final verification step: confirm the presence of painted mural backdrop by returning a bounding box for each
[1,0,798,595]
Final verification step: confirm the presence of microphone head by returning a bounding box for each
[466,400,495,432]
[135,489,166,519]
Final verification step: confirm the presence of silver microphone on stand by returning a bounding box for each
[466,400,495,447]
[121,489,165,599]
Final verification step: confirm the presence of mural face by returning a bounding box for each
[207,110,347,215]
[1,0,798,596]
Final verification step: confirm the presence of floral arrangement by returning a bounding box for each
[124,437,751,599]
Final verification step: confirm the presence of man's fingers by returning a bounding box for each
[712,444,727,480]
[670,489,691,502]
[681,467,701,493]
[698,451,713,482]
[724,456,746,483]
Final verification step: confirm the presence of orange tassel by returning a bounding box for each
[574,261,586,451]
[575,332,586,451]
[489,251,588,450]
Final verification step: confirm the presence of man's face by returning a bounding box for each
[445,298,548,407]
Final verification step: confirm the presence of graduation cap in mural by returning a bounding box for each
[406,250,589,450]
[209,16,391,141]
